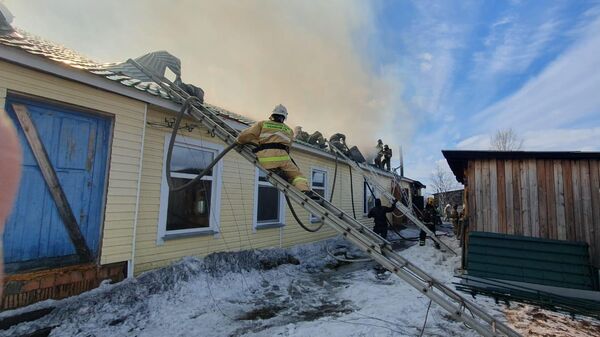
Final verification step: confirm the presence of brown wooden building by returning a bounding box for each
[443,150,600,268]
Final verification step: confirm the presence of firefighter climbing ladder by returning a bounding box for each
[329,144,455,253]
[127,59,521,337]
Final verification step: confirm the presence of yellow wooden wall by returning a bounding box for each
[0,61,144,265]
[133,107,394,273]
[0,60,397,275]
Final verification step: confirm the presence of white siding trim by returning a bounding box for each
[156,134,223,244]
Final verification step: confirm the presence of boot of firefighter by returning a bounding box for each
[303,190,322,202]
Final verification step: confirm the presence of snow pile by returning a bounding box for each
[1,235,598,337]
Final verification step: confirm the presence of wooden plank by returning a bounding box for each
[11,104,92,261]
[483,160,492,232]
[537,160,548,239]
[545,161,556,239]
[571,160,583,241]
[554,160,566,240]
[528,160,539,237]
[563,161,575,241]
[592,160,600,268]
[490,159,499,233]
[475,161,483,231]
[467,161,476,230]
[504,161,514,235]
[580,161,593,246]
[520,160,530,236]
[512,161,522,235]
[497,160,506,234]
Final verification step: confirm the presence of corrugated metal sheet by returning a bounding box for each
[467,232,598,290]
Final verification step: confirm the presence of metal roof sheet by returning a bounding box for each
[0,29,255,125]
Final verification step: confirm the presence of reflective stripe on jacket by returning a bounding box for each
[237,120,294,163]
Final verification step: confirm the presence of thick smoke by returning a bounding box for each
[5,0,413,155]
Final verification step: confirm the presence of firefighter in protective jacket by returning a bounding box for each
[419,196,441,249]
[237,104,319,199]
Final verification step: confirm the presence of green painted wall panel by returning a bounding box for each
[467,232,598,290]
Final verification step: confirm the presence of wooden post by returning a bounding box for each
[11,104,92,262]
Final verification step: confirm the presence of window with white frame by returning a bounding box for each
[254,168,285,229]
[364,181,377,215]
[158,135,222,241]
[310,168,327,222]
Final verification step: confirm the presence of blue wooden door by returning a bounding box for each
[3,96,111,272]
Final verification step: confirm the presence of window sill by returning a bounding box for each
[255,223,285,230]
[162,229,217,241]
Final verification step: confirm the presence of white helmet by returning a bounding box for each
[272,104,288,119]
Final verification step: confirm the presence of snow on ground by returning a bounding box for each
[1,228,599,337]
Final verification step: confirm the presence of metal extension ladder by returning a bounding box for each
[127,59,521,337]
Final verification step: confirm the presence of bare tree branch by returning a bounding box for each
[429,164,460,209]
[490,128,523,151]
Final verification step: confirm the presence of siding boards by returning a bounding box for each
[545,160,556,240]
[490,160,498,233]
[464,157,600,268]
[482,161,491,232]
[497,160,506,234]
[580,162,593,241]
[536,160,548,238]
[580,161,594,262]
[467,161,477,231]
[572,161,584,242]
[474,161,483,232]
[504,161,514,235]
[512,161,522,236]
[590,160,600,267]
[563,161,575,241]
[555,160,567,240]
[520,160,530,235]
[528,160,539,237]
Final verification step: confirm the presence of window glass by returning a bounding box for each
[167,179,212,230]
[257,186,280,222]
[364,181,376,214]
[310,169,327,222]
[312,171,325,188]
[170,145,214,175]
[256,169,282,225]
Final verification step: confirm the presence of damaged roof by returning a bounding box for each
[0,29,255,125]
[0,26,422,185]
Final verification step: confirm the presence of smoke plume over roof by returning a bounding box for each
[5,0,412,154]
